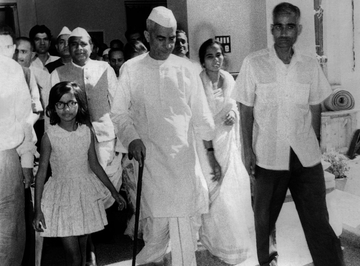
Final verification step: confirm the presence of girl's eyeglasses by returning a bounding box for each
[55,100,78,109]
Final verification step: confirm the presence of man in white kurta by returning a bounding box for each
[0,54,36,266]
[111,6,221,266]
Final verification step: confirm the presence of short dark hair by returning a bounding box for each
[176,29,186,36]
[46,81,89,125]
[123,40,148,61]
[29,25,52,40]
[125,27,143,41]
[198,38,224,66]
[109,39,124,50]
[15,37,35,51]
[108,48,124,59]
[0,25,15,42]
[273,2,301,23]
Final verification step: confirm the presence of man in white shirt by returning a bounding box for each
[108,48,125,78]
[15,37,51,137]
[0,29,42,123]
[0,53,35,266]
[232,2,344,266]
[111,6,221,265]
[29,25,59,71]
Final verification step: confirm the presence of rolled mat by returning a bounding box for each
[323,89,355,111]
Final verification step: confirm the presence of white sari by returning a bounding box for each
[196,69,255,265]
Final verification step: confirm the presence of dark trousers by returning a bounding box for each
[253,149,344,266]
[34,119,44,153]
[22,188,35,266]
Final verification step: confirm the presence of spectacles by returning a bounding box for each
[55,100,78,109]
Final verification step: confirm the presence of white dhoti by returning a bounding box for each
[136,216,198,266]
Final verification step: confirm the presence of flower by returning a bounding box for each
[322,150,350,178]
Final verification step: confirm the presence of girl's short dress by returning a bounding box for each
[40,124,108,237]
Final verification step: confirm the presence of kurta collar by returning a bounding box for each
[71,59,93,69]
[145,53,171,67]
[269,44,303,66]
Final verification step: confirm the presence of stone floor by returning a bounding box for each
[40,156,360,266]
[40,186,360,266]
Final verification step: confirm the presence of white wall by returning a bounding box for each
[323,0,360,110]
[17,0,37,36]
[323,0,360,126]
[168,0,188,33]
[187,0,267,74]
[6,0,267,74]
[33,0,126,44]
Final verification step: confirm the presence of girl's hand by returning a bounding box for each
[224,110,236,126]
[207,151,222,182]
[112,192,127,211]
[33,210,47,232]
[22,168,34,189]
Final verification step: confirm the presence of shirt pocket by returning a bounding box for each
[255,83,278,106]
[288,83,310,105]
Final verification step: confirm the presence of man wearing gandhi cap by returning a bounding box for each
[50,26,124,264]
[111,6,221,265]
[46,26,72,73]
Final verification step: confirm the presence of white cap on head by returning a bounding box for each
[147,6,176,28]
[57,26,71,38]
[69,27,90,39]
[102,48,110,56]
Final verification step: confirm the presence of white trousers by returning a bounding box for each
[137,216,198,266]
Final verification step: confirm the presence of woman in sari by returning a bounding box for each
[196,38,255,265]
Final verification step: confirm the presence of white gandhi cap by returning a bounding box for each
[69,27,90,39]
[102,48,110,56]
[147,6,176,28]
[57,26,71,38]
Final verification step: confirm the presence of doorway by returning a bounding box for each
[0,3,20,36]
[124,1,167,36]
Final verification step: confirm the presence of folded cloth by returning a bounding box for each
[324,88,355,111]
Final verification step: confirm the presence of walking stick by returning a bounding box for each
[132,156,144,266]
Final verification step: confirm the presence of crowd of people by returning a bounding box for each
[0,2,346,266]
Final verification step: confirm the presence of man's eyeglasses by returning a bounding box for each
[55,100,78,109]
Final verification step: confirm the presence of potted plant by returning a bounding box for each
[322,150,350,190]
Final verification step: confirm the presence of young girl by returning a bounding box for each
[196,39,256,265]
[33,81,127,266]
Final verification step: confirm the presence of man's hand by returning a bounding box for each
[207,151,222,182]
[128,139,146,167]
[112,191,127,211]
[243,149,256,178]
[22,167,34,189]
[33,210,47,232]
